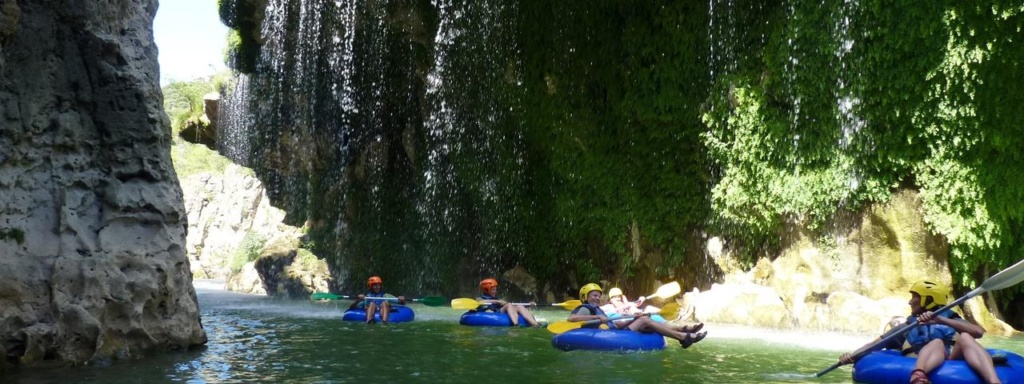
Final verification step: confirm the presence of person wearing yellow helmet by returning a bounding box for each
[476,278,540,327]
[837,280,1000,384]
[349,276,406,324]
[568,283,707,349]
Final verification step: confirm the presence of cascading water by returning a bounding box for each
[216,0,1024,325]
[218,0,528,296]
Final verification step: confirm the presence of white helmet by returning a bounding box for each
[608,287,624,298]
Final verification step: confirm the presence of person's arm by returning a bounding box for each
[838,337,885,365]
[397,295,406,305]
[920,311,985,338]
[568,308,608,323]
[349,294,366,309]
[477,296,507,307]
[838,319,910,364]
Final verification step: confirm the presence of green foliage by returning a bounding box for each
[162,77,235,178]
[699,0,1024,290]
[171,141,234,178]
[218,0,261,74]
[225,29,258,74]
[294,248,326,273]
[162,79,210,137]
[225,0,1024,310]
[0,227,25,244]
[231,231,267,273]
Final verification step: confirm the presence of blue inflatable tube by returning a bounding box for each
[854,349,1024,384]
[552,328,666,352]
[607,313,666,323]
[341,306,415,323]
[459,311,529,327]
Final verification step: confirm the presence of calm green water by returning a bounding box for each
[7,282,1023,383]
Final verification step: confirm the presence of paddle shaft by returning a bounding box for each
[582,312,651,326]
[816,287,992,377]
[817,257,1024,377]
[316,294,440,304]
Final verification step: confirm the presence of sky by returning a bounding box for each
[153,0,230,85]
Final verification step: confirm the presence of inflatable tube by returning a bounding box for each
[459,311,529,327]
[853,349,1024,384]
[552,328,666,352]
[341,306,415,323]
[607,313,666,323]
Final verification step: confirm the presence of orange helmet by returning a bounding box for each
[367,276,383,288]
[480,278,498,293]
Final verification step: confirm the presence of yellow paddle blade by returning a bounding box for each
[552,300,582,310]
[659,302,681,320]
[451,298,482,310]
[648,282,681,300]
[546,320,586,334]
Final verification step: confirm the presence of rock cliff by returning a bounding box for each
[0,0,206,369]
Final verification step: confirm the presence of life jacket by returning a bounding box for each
[360,291,387,310]
[903,310,958,354]
[573,303,611,329]
[476,293,502,312]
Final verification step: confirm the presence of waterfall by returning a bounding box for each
[214,0,1024,312]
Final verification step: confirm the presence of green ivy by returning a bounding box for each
[223,0,1024,310]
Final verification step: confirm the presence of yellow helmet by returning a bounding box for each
[579,283,603,302]
[608,287,624,298]
[909,280,950,310]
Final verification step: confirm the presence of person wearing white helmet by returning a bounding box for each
[601,287,651,316]
[837,280,1000,384]
[569,283,707,349]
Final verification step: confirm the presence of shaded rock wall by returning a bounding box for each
[0,0,206,368]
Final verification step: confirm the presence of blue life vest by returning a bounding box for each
[904,310,958,353]
[358,291,388,310]
[477,294,502,312]
[572,303,612,329]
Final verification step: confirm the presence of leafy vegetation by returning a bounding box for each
[219,0,1024,316]
[218,0,261,73]
[0,227,25,244]
[231,231,267,273]
[163,75,236,178]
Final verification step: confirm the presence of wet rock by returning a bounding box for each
[0,0,206,366]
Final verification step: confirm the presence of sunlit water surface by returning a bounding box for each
[7,281,1023,383]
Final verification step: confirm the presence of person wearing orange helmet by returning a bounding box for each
[349,276,406,324]
[569,283,706,349]
[837,280,1000,384]
[477,278,540,327]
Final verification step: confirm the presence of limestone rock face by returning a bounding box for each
[251,237,330,299]
[0,0,206,368]
[696,190,1016,334]
[180,164,299,280]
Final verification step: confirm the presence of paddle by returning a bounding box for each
[815,257,1024,378]
[450,298,581,311]
[659,302,681,319]
[643,281,682,301]
[309,293,446,307]
[545,313,657,334]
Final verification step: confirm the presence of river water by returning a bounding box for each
[7,281,1023,383]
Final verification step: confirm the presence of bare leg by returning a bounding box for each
[516,305,540,326]
[381,301,391,323]
[951,334,1001,384]
[500,304,520,326]
[913,339,948,377]
[627,317,701,345]
[365,301,377,324]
